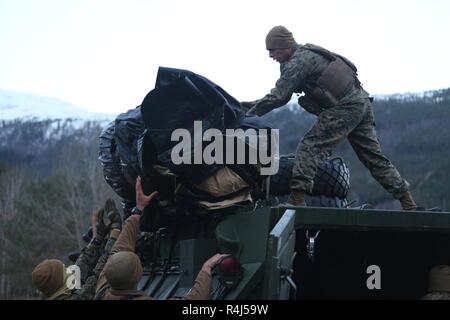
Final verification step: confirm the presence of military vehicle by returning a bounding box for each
[97,67,450,300]
[129,205,450,300]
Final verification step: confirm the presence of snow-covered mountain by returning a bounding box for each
[374,88,450,103]
[283,88,450,114]
[0,89,117,169]
[0,89,115,121]
[2,88,448,122]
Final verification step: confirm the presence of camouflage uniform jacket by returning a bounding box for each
[250,44,410,198]
[68,234,118,300]
[249,43,367,117]
[49,233,118,300]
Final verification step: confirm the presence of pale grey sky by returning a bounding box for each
[1,0,449,114]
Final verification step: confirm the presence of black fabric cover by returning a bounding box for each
[139,67,273,184]
[99,67,273,208]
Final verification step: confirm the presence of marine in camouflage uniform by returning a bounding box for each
[66,229,120,300]
[31,232,120,300]
[31,200,122,300]
[94,177,225,300]
[242,26,417,210]
[94,214,221,300]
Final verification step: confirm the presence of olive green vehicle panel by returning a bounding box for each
[287,206,450,299]
[217,207,296,299]
[263,210,296,299]
[215,207,273,264]
[138,270,181,298]
[136,207,298,299]
[273,206,450,232]
[222,262,264,300]
[136,205,450,300]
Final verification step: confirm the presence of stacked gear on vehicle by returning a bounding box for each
[267,155,350,207]
[98,67,351,216]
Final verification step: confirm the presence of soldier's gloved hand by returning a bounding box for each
[104,198,122,230]
[94,208,110,242]
[108,208,122,231]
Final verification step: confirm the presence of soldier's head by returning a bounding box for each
[265,26,296,63]
[32,259,67,298]
[104,251,143,291]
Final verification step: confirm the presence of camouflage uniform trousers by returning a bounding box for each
[290,98,410,199]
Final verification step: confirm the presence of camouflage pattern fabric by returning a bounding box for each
[421,291,450,300]
[248,44,331,116]
[68,275,98,300]
[47,242,102,300]
[75,242,103,284]
[291,97,409,199]
[249,43,410,199]
[45,242,102,300]
[92,236,118,278]
[69,236,118,300]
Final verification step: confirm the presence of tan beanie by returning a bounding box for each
[428,265,450,292]
[31,259,66,298]
[265,26,296,50]
[105,251,143,290]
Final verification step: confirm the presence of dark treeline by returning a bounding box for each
[0,121,118,299]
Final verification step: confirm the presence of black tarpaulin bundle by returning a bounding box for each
[99,67,273,212]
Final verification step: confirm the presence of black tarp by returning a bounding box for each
[139,67,272,183]
[99,67,273,210]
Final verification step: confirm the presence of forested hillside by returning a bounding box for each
[0,121,118,299]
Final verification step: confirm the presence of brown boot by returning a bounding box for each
[399,191,417,210]
[287,191,307,207]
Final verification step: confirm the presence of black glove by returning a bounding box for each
[82,227,93,243]
[105,198,122,230]
[94,208,110,241]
